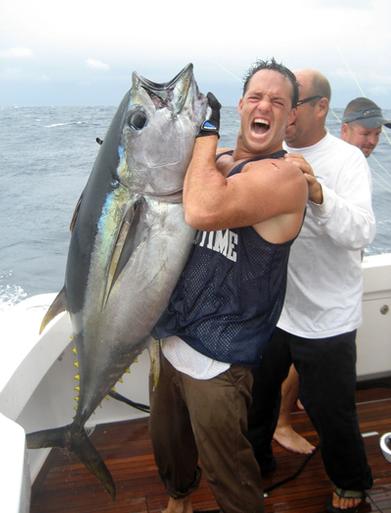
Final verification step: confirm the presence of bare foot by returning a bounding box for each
[331,491,364,511]
[273,425,315,454]
[163,496,193,513]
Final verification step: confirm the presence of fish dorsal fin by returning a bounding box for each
[40,287,68,334]
[69,192,84,232]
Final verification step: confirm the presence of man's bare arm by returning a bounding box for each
[183,137,308,231]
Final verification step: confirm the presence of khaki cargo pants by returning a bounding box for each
[149,350,264,513]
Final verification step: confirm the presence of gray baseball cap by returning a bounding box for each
[342,97,391,129]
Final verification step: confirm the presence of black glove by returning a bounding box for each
[197,92,221,138]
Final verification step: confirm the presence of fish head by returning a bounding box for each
[118,63,207,198]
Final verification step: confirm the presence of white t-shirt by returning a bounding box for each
[278,132,376,338]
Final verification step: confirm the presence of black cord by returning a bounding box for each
[263,445,319,495]
[108,391,150,414]
[263,447,387,513]
[365,490,385,513]
[109,382,389,511]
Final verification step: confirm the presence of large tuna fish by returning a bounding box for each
[26,64,207,498]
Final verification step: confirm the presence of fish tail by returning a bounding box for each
[26,424,116,499]
[26,425,69,449]
[71,427,116,499]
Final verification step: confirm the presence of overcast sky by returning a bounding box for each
[1,0,390,107]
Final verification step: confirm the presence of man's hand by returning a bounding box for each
[197,92,221,138]
[284,153,323,204]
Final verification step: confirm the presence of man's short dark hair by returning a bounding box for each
[242,58,299,107]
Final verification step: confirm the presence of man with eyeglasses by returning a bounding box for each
[270,96,390,463]
[341,97,391,158]
[248,69,375,513]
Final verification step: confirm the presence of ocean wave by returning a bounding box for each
[44,121,89,128]
[1,106,390,296]
[0,270,28,311]
[0,284,28,312]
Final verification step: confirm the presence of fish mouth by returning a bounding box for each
[133,63,195,114]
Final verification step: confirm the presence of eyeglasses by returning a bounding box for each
[296,95,323,107]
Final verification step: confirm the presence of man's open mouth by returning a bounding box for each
[252,117,270,134]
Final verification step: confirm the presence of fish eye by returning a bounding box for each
[127,109,148,131]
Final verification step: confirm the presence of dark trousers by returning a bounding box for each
[149,351,264,513]
[248,327,373,491]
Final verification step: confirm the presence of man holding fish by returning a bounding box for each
[150,58,308,513]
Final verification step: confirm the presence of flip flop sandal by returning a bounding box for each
[326,487,367,513]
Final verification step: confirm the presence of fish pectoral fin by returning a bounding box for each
[39,286,68,334]
[105,198,150,302]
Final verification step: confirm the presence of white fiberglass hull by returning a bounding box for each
[0,253,390,512]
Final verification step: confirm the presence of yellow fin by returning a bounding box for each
[149,339,161,392]
[40,287,67,334]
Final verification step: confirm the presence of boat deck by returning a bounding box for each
[30,385,391,513]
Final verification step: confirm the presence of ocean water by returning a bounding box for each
[1,105,390,308]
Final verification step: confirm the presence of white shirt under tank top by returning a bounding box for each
[162,336,230,379]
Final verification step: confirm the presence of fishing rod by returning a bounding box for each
[333,44,391,194]
[334,43,391,147]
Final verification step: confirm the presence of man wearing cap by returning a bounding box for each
[341,97,391,157]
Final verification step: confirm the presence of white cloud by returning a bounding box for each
[85,58,110,71]
[0,67,51,82]
[0,67,24,79]
[1,0,390,106]
[0,47,33,59]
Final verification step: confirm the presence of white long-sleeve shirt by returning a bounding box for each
[278,132,376,338]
